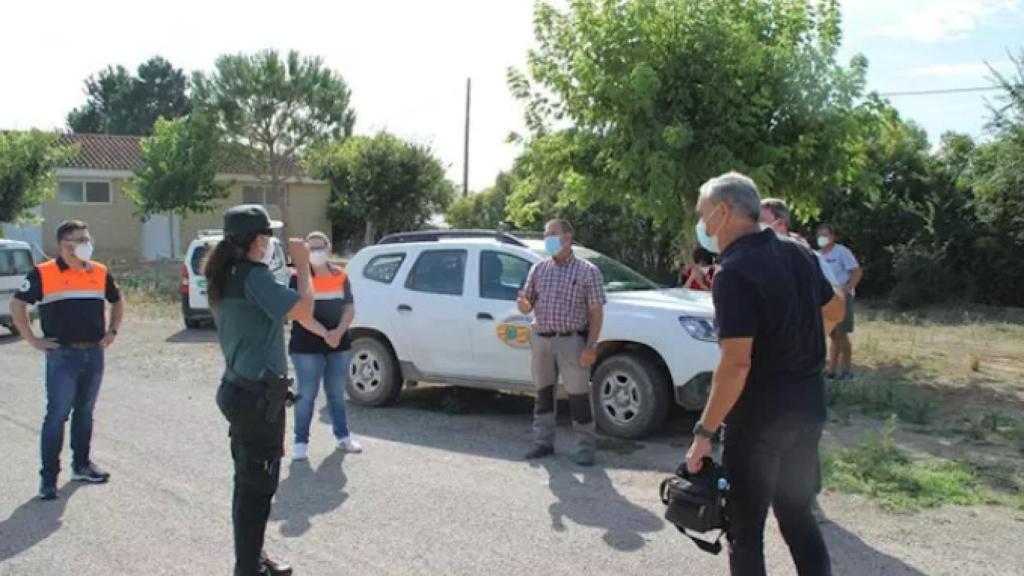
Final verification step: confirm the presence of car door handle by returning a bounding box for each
[398,304,412,312]
[477,312,494,321]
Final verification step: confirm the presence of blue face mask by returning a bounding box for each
[695,206,723,254]
[544,235,564,256]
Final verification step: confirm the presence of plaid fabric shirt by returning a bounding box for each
[523,254,606,334]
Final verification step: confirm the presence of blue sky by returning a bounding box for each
[0,0,1020,191]
[841,0,1023,143]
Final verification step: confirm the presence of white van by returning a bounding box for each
[180,230,290,328]
[0,239,38,335]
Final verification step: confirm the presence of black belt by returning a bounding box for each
[536,330,587,338]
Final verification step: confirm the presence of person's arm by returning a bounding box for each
[325,278,356,348]
[517,264,539,314]
[686,268,757,473]
[100,273,124,348]
[287,239,315,324]
[846,267,863,295]
[10,299,56,351]
[580,265,606,368]
[10,268,56,351]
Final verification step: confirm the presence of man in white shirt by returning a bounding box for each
[816,224,863,379]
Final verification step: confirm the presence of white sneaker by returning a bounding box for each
[293,442,309,460]
[337,436,363,453]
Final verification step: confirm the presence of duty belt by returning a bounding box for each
[224,368,298,423]
[536,330,587,338]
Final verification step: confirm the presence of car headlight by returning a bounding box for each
[679,316,718,342]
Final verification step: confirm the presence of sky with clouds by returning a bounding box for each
[0,0,1020,192]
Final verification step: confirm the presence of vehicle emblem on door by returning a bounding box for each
[496,315,532,348]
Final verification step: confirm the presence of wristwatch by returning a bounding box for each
[692,421,717,439]
[586,341,598,350]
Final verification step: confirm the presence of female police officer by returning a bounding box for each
[205,204,315,576]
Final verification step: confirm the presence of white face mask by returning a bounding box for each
[817,236,830,249]
[309,250,328,267]
[73,241,94,262]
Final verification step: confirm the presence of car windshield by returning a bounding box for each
[531,247,660,293]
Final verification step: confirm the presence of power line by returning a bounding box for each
[878,86,1001,97]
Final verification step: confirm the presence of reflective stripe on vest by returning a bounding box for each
[312,269,347,301]
[37,259,108,305]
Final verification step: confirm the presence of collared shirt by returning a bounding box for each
[713,229,835,428]
[214,261,299,381]
[288,264,355,354]
[14,257,121,344]
[523,253,606,334]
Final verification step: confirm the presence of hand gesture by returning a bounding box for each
[686,436,712,474]
[288,238,310,267]
[325,329,343,349]
[579,346,597,368]
[516,291,532,314]
[100,332,117,349]
[29,337,59,352]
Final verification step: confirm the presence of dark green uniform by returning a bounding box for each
[214,261,298,576]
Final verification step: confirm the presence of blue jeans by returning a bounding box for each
[290,351,353,444]
[41,347,104,485]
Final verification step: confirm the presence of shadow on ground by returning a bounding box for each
[824,521,926,575]
[269,451,348,538]
[348,386,690,472]
[0,483,82,563]
[165,328,218,344]
[537,459,663,552]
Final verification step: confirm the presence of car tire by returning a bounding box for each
[591,353,670,439]
[347,336,403,407]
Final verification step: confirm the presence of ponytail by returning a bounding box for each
[204,233,258,307]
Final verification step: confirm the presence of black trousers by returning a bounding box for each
[217,381,285,576]
[723,414,831,576]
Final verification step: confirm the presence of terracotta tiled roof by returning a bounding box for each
[56,133,306,177]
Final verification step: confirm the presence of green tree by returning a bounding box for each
[0,130,75,224]
[67,56,191,135]
[445,171,516,229]
[194,49,356,238]
[125,113,230,251]
[510,0,866,232]
[306,132,455,247]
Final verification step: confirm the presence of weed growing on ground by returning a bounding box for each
[823,423,998,513]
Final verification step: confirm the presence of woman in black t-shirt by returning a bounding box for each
[288,231,362,460]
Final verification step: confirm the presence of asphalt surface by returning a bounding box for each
[1,317,1022,575]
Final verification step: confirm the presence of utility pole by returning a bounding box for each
[463,77,471,197]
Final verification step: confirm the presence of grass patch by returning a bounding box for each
[823,425,998,513]
[827,374,935,426]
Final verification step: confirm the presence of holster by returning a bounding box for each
[258,369,297,424]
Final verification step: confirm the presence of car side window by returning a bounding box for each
[405,250,467,296]
[364,253,406,284]
[480,251,531,301]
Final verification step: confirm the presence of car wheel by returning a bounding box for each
[591,353,670,439]
[347,337,402,406]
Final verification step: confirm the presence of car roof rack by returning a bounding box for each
[377,228,531,248]
[197,229,223,238]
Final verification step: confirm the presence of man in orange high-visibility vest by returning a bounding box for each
[9,220,125,501]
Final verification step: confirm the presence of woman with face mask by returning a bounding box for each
[205,204,315,576]
[287,231,362,460]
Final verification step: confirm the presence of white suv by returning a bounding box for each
[180,230,291,328]
[344,230,719,439]
[1,239,38,335]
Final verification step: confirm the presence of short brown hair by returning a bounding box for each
[56,220,88,242]
[546,218,574,236]
[817,223,836,236]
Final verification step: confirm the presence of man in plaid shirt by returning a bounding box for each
[517,219,606,466]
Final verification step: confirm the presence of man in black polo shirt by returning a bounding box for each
[9,220,124,501]
[685,173,845,575]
